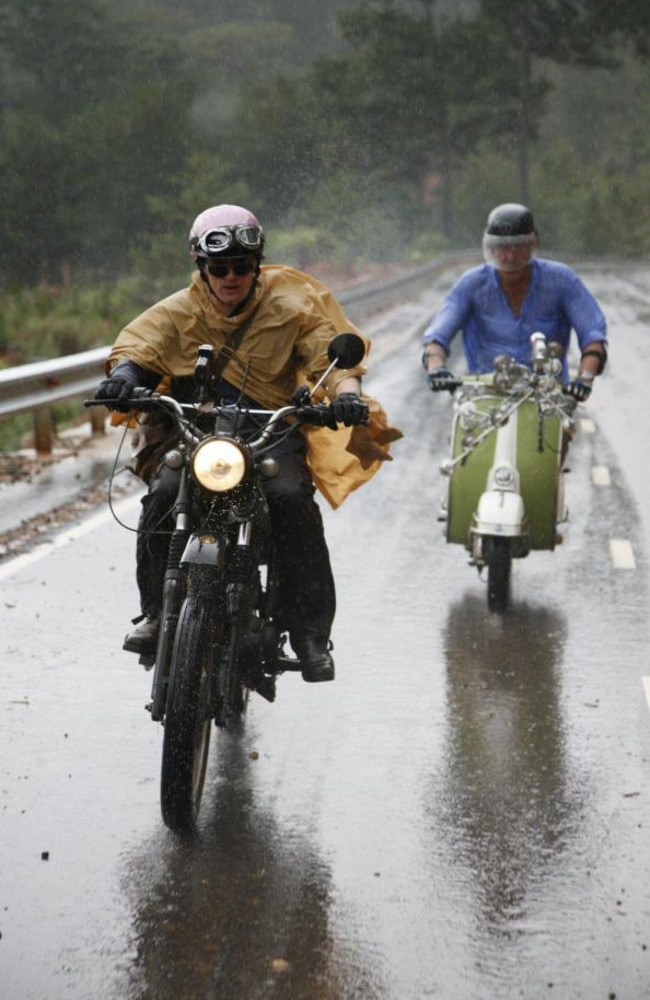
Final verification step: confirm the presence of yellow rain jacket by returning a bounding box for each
[108,265,402,508]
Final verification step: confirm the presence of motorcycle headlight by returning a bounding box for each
[192,437,246,492]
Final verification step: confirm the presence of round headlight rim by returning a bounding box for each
[191,435,248,492]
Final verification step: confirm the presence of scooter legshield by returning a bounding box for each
[446,389,564,551]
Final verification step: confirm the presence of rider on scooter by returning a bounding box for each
[421,203,608,397]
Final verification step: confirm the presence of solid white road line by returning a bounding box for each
[0,495,140,582]
[642,677,650,717]
[580,418,597,434]
[609,538,636,569]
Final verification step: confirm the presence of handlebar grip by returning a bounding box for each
[296,403,338,429]
[84,398,140,413]
[431,379,463,393]
[84,387,156,411]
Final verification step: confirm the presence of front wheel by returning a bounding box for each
[160,595,217,833]
[487,537,511,614]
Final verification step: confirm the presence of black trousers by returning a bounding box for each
[135,445,336,642]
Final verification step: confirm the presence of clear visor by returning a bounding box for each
[482,232,537,271]
[196,224,263,256]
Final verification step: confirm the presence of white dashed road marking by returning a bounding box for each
[591,465,611,486]
[609,538,636,569]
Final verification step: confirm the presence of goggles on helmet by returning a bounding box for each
[195,224,263,257]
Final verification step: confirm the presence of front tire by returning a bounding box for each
[160,594,216,833]
[487,537,511,613]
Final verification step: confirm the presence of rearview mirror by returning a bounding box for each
[327,332,365,369]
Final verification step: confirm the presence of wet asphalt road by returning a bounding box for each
[1,265,650,1000]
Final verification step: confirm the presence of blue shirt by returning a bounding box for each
[421,258,608,379]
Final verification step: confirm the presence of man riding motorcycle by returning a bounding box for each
[94,204,401,683]
[421,202,608,395]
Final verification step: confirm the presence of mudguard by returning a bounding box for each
[473,490,526,537]
[180,534,226,568]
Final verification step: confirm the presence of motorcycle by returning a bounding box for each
[438,333,579,613]
[85,332,365,833]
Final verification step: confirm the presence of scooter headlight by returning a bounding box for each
[493,465,515,488]
[192,437,246,492]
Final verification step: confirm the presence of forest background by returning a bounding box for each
[1,0,650,375]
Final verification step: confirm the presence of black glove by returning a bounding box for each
[330,392,369,426]
[566,376,593,402]
[427,366,457,392]
[94,376,137,410]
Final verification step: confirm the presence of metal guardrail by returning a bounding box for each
[334,253,477,321]
[0,347,110,421]
[0,253,476,451]
[0,347,112,451]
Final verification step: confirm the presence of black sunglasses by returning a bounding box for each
[205,258,255,278]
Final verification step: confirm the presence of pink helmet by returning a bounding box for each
[188,205,264,261]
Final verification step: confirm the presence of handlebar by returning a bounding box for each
[84,392,185,417]
[84,393,353,444]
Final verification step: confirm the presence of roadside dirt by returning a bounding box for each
[0,449,69,486]
[0,439,137,562]
[0,482,108,560]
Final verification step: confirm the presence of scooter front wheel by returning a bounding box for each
[487,536,511,613]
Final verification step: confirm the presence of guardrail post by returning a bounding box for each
[89,406,106,436]
[33,407,54,454]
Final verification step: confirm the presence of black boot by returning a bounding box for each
[292,636,335,683]
[123,616,160,656]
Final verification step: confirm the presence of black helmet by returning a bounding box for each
[485,203,536,238]
[482,203,537,270]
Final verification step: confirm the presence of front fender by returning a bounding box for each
[180,534,226,569]
[473,490,525,537]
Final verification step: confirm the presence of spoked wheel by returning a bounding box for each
[487,536,511,613]
[160,596,216,833]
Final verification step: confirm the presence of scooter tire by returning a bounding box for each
[487,537,511,614]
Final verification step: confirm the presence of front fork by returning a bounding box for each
[219,521,256,703]
[149,470,191,722]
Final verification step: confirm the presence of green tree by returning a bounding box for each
[476,0,650,201]
[290,0,532,240]
[230,75,326,223]
[585,0,650,57]
[0,0,197,284]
